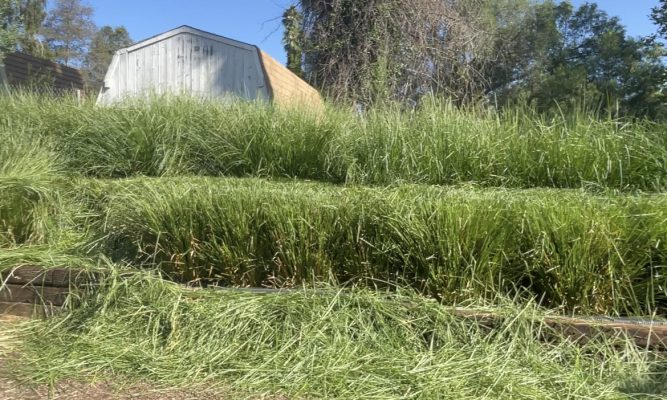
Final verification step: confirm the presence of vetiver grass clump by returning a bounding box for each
[0,127,66,246]
[0,126,95,267]
[1,93,666,314]
[86,177,667,315]
[12,270,667,399]
[1,93,665,190]
[2,92,667,398]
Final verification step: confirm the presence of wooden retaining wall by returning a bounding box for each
[451,308,667,351]
[0,266,95,318]
[1,266,666,350]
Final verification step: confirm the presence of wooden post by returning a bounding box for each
[0,60,9,94]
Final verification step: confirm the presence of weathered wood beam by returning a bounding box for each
[0,266,101,287]
[0,302,61,318]
[1,266,666,350]
[0,284,69,306]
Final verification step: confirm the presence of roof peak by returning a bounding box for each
[120,25,259,54]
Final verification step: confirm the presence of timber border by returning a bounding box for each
[1,266,666,350]
[0,266,99,318]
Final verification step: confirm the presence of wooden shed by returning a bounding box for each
[0,52,85,91]
[97,26,322,109]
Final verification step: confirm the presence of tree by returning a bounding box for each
[489,1,666,118]
[652,0,666,40]
[282,5,303,77]
[296,0,516,105]
[0,0,21,60]
[18,0,47,57]
[293,0,665,117]
[1,0,52,60]
[42,0,95,66]
[84,25,131,89]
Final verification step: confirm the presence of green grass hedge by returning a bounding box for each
[87,177,667,314]
[1,94,665,190]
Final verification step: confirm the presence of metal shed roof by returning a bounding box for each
[119,25,257,54]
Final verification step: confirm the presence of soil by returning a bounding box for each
[0,376,231,400]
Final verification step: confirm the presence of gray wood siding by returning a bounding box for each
[98,30,269,104]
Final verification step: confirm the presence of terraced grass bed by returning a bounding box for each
[5,271,666,399]
[2,175,666,314]
[1,94,665,190]
[2,93,667,398]
[93,177,667,314]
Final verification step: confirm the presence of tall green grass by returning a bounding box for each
[0,128,64,246]
[4,93,667,397]
[0,127,92,261]
[3,173,666,314]
[1,93,666,314]
[86,177,667,315]
[1,93,665,190]
[13,270,667,399]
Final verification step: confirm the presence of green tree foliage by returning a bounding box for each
[84,25,131,89]
[42,0,95,66]
[294,1,665,118]
[297,0,514,105]
[282,5,303,77]
[0,0,21,59]
[18,0,48,57]
[0,0,52,60]
[652,0,667,40]
[490,2,666,118]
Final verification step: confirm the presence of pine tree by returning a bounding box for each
[282,5,303,77]
[0,0,21,59]
[652,0,667,40]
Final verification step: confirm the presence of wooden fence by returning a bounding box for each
[1,52,85,91]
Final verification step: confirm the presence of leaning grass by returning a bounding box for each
[0,127,67,247]
[13,270,667,399]
[1,93,665,191]
[0,245,96,271]
[89,176,667,315]
[2,92,667,397]
[0,318,21,361]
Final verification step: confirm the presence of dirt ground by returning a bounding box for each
[0,315,261,400]
[0,377,232,400]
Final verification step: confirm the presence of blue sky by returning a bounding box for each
[65,1,661,65]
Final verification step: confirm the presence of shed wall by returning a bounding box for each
[99,32,269,104]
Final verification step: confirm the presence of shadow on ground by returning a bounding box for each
[620,359,667,397]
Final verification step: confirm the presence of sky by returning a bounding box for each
[57,0,662,65]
